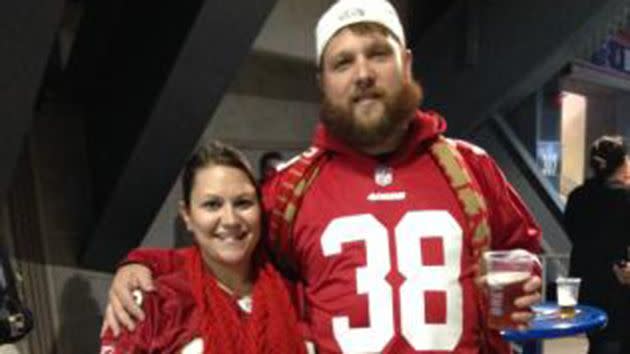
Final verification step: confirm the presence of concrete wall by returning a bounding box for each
[254,0,334,60]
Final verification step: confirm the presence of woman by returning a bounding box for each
[100,141,306,354]
[565,135,630,354]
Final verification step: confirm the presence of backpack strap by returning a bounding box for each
[428,136,491,258]
[268,147,329,278]
[428,136,493,353]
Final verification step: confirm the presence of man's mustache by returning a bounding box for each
[351,87,386,103]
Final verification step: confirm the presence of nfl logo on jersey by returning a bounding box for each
[374,165,393,186]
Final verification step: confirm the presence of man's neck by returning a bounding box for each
[608,166,628,186]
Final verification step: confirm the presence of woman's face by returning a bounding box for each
[180,164,261,271]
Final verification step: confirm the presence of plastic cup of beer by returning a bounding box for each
[484,250,536,330]
[556,277,580,319]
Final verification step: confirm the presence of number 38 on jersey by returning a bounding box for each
[320,210,464,352]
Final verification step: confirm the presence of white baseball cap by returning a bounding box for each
[315,0,406,66]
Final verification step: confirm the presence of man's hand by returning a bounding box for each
[476,274,542,330]
[101,264,155,337]
[613,262,630,286]
[511,275,542,329]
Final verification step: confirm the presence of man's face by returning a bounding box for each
[319,26,421,149]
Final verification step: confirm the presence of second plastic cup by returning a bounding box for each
[556,277,581,319]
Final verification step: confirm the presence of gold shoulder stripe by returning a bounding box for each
[431,142,470,188]
[284,203,297,223]
[293,179,307,196]
[473,220,490,243]
[458,187,482,215]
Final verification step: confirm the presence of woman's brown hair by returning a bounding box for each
[181,140,257,207]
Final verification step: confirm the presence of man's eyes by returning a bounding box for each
[331,51,391,70]
[332,58,352,71]
[371,51,389,58]
[369,47,392,59]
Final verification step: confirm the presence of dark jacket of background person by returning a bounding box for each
[566,178,630,340]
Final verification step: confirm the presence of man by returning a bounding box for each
[103,0,542,353]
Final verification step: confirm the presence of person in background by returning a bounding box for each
[565,135,630,354]
[102,1,543,352]
[100,141,305,354]
[0,246,32,347]
[258,151,284,182]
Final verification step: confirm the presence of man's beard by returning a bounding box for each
[320,79,423,150]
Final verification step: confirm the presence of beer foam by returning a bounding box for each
[486,271,530,287]
[557,286,578,306]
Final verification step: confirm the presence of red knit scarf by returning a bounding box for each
[183,246,306,354]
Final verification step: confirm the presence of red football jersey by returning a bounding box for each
[263,111,541,353]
